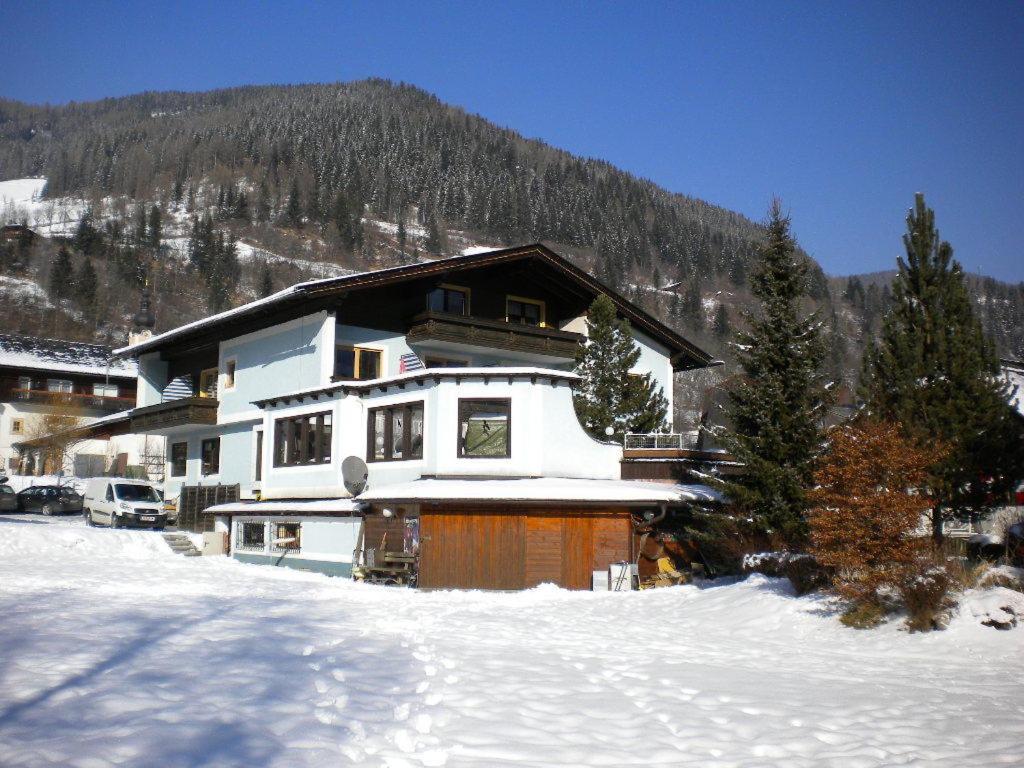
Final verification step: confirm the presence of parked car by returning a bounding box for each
[0,482,17,513]
[83,478,167,529]
[16,485,84,515]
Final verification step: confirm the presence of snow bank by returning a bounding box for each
[0,521,1021,767]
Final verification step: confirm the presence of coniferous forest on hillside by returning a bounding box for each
[1,79,1022,408]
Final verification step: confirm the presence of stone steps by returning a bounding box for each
[162,532,202,557]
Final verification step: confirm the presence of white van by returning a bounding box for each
[84,478,167,529]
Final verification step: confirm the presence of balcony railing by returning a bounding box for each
[9,388,136,414]
[624,432,701,451]
[129,396,218,432]
[406,311,584,359]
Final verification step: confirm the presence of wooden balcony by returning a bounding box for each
[9,388,136,415]
[406,311,584,359]
[129,396,218,432]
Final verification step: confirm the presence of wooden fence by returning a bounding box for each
[177,484,239,533]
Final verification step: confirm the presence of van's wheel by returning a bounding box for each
[111,514,120,529]
[41,504,53,516]
[84,509,94,527]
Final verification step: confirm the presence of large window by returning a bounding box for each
[47,379,73,393]
[458,399,511,458]
[237,521,266,551]
[93,382,119,397]
[200,437,220,476]
[427,284,469,315]
[368,402,424,462]
[506,296,545,327]
[169,442,187,477]
[335,346,381,380]
[274,411,333,467]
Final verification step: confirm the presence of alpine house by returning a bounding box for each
[115,244,720,589]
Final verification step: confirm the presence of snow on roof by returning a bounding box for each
[206,498,364,515]
[358,477,721,504]
[254,366,580,406]
[0,334,137,378]
[114,248,501,357]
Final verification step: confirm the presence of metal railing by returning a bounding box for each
[624,432,700,451]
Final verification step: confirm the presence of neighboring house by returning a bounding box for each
[0,334,149,477]
[116,244,720,589]
[0,224,36,245]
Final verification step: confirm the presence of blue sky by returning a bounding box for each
[3,1,1022,281]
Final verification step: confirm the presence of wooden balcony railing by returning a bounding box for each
[129,396,219,432]
[406,311,584,359]
[9,388,136,414]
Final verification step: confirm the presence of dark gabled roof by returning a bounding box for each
[115,244,716,370]
[0,333,136,379]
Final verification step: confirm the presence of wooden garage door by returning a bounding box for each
[419,509,525,590]
[419,507,633,591]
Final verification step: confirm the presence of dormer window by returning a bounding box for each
[428,285,469,316]
[506,296,545,327]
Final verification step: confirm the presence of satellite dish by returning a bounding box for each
[341,456,369,495]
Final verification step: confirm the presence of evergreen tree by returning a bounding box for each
[397,215,407,257]
[50,246,73,298]
[424,215,444,255]
[719,201,829,547]
[861,193,1024,543]
[147,205,162,251]
[257,261,274,298]
[75,257,98,320]
[713,303,730,338]
[284,179,303,229]
[574,294,668,439]
[73,209,101,256]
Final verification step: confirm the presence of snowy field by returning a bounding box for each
[0,516,1022,768]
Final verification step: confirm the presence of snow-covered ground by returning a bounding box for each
[2,521,1023,767]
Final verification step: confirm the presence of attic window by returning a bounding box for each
[428,285,469,315]
[506,296,545,327]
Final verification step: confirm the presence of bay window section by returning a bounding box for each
[368,401,424,462]
[273,411,333,467]
[458,399,511,458]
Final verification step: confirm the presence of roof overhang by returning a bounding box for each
[206,498,365,516]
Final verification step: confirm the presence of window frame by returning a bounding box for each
[273,410,333,468]
[222,358,237,391]
[47,378,74,393]
[198,368,219,399]
[200,437,220,476]
[169,441,187,477]
[427,283,471,316]
[236,520,267,552]
[366,401,425,463]
[505,295,546,327]
[92,382,119,397]
[334,345,383,381]
[457,398,512,459]
[271,521,301,552]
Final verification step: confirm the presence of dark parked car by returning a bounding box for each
[17,485,84,515]
[0,483,17,513]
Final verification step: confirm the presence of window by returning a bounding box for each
[17,375,31,392]
[273,411,332,467]
[105,484,114,502]
[201,437,220,475]
[223,359,237,390]
[114,484,161,503]
[169,442,187,477]
[10,418,24,435]
[93,382,119,398]
[458,399,511,458]
[254,430,264,481]
[334,346,382,380]
[237,521,266,551]
[427,284,469,315]
[272,522,301,551]
[47,379,73,393]
[368,402,424,462]
[198,368,218,398]
[423,356,469,368]
[506,296,545,327]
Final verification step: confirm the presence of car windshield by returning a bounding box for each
[0,486,13,495]
[114,484,161,502]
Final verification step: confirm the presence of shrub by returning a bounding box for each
[900,564,956,632]
[808,419,942,608]
[840,600,891,629]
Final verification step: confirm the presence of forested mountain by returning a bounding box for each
[1,79,1021,408]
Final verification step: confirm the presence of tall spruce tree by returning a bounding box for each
[50,246,73,298]
[719,201,828,546]
[147,205,162,251]
[75,257,98,321]
[861,193,1024,543]
[574,294,668,439]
